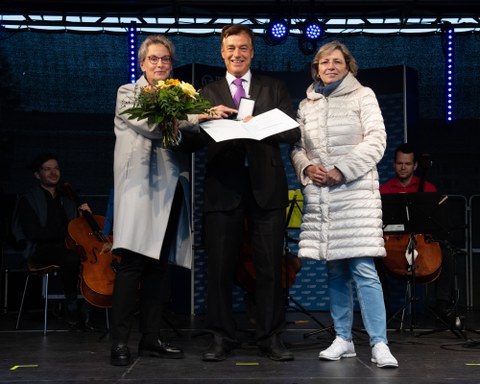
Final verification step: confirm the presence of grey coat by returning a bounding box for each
[112,75,192,267]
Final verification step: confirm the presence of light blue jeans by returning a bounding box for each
[327,257,387,346]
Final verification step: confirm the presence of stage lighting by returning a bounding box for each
[299,39,317,56]
[129,26,137,84]
[302,18,324,41]
[444,26,454,123]
[264,18,290,45]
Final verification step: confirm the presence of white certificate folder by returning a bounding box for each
[199,108,299,142]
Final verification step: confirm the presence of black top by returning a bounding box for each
[17,187,69,244]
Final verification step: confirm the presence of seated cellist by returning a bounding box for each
[12,153,93,329]
[379,143,456,324]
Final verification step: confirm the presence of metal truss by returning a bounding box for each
[1,15,480,35]
[2,0,480,35]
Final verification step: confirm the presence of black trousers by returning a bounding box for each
[204,182,286,345]
[110,184,183,344]
[29,242,80,298]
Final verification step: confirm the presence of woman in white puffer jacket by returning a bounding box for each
[291,41,398,368]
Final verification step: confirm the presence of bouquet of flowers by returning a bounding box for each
[121,78,211,148]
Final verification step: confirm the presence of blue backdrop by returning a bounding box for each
[1,29,479,313]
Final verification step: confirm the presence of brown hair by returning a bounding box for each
[29,153,58,173]
[221,24,254,49]
[311,40,358,81]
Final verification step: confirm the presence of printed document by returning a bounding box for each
[199,108,299,142]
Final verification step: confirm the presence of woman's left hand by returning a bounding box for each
[321,168,344,186]
[308,166,343,187]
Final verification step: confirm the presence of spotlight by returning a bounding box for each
[302,18,324,41]
[299,39,317,56]
[264,18,290,45]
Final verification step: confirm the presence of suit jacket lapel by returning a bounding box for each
[217,78,235,108]
[246,74,266,116]
[248,74,261,101]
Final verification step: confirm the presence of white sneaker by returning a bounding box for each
[319,336,356,361]
[371,342,398,368]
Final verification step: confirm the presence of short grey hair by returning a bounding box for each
[138,34,176,64]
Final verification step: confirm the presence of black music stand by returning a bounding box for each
[382,193,465,337]
[382,192,448,238]
[284,195,334,338]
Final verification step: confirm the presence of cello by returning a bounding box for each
[382,154,443,283]
[383,233,442,283]
[63,182,118,308]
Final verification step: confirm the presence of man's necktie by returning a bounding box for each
[233,78,246,109]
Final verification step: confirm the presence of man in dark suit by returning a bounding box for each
[197,24,300,362]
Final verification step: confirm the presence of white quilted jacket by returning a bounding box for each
[291,72,386,261]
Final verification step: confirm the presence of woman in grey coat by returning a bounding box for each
[110,34,234,367]
[110,34,189,367]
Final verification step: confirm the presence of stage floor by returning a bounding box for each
[1,307,480,383]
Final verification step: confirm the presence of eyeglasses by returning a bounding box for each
[146,55,172,65]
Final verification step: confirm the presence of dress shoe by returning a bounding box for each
[258,335,294,361]
[433,304,457,328]
[440,307,456,325]
[110,344,131,366]
[67,317,86,331]
[66,317,99,332]
[82,311,100,332]
[138,339,184,359]
[83,319,100,332]
[65,302,82,330]
[202,339,231,362]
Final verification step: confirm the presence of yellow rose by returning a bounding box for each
[165,78,180,87]
[179,81,198,99]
